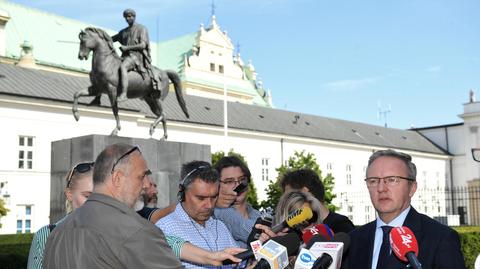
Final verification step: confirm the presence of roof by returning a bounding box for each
[1,1,270,107]
[0,62,447,155]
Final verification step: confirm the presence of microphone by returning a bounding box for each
[223,233,301,265]
[271,206,314,233]
[247,215,273,245]
[309,233,351,269]
[302,224,334,245]
[390,226,422,269]
[254,233,302,269]
[294,234,330,269]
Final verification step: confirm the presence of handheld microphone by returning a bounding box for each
[309,233,351,269]
[223,233,301,265]
[247,215,273,244]
[271,206,314,233]
[302,224,334,245]
[254,233,302,269]
[390,226,422,269]
[294,234,330,269]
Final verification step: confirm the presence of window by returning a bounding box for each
[346,174,352,185]
[210,63,215,72]
[326,163,333,171]
[25,220,31,233]
[261,158,270,181]
[16,205,33,234]
[18,136,34,169]
[219,65,224,74]
[16,220,22,234]
[346,164,352,172]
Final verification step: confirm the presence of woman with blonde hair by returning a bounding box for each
[27,162,94,269]
[274,190,323,232]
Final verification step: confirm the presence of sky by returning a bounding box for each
[8,0,480,129]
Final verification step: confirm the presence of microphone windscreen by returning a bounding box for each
[305,234,330,249]
[389,226,419,262]
[285,206,313,228]
[302,224,334,245]
[332,232,351,254]
[271,232,302,256]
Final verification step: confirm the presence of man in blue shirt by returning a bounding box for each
[156,161,238,269]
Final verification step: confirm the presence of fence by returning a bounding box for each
[337,184,480,226]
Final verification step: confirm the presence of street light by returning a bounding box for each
[471,148,480,162]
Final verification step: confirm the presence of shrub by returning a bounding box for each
[0,233,34,269]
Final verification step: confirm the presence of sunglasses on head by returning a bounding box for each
[111,146,140,174]
[66,162,94,188]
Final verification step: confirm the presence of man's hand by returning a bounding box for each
[206,247,245,266]
[216,187,237,208]
[255,224,288,243]
[119,45,128,53]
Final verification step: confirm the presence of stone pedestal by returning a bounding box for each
[50,135,210,223]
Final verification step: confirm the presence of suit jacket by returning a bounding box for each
[345,207,466,269]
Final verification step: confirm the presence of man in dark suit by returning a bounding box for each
[346,149,465,269]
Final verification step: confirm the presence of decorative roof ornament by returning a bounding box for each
[469,89,476,103]
[17,40,37,69]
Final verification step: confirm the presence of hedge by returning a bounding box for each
[0,228,479,268]
[0,233,34,269]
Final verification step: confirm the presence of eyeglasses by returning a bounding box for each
[66,162,94,188]
[364,176,414,188]
[220,176,248,186]
[180,165,210,185]
[111,146,140,174]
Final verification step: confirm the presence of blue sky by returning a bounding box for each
[9,0,480,129]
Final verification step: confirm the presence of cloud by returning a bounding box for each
[322,77,378,92]
[425,65,441,73]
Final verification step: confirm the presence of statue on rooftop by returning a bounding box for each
[72,10,189,139]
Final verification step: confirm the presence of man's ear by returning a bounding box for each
[111,170,123,188]
[301,186,310,193]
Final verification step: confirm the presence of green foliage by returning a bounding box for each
[260,150,337,211]
[211,149,260,209]
[0,198,9,228]
[456,230,480,269]
[0,233,34,268]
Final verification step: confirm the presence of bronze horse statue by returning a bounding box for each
[74,27,189,139]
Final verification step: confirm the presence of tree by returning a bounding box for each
[211,149,260,209]
[260,150,337,211]
[0,198,8,228]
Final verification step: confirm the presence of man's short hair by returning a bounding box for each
[367,149,417,180]
[214,156,251,182]
[280,169,325,202]
[180,160,219,190]
[123,9,136,18]
[93,143,137,185]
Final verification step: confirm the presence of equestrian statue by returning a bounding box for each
[73,9,189,139]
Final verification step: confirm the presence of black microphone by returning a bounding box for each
[223,233,301,265]
[247,215,273,245]
[310,233,351,269]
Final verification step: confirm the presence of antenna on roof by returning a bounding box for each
[377,101,391,128]
[236,41,241,54]
[210,0,216,17]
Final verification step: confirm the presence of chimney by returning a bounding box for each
[0,9,10,57]
[17,40,37,69]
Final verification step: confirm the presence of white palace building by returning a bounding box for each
[0,1,479,234]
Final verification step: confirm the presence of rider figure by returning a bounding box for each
[112,9,159,102]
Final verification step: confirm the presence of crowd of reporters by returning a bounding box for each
[27,143,467,269]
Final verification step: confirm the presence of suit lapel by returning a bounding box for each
[358,221,376,269]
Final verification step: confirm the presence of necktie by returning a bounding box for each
[376,225,393,269]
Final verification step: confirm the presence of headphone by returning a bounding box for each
[177,165,210,202]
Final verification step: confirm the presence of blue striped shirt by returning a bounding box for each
[214,205,261,248]
[27,215,68,269]
[156,203,238,269]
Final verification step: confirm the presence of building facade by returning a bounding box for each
[0,1,476,234]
